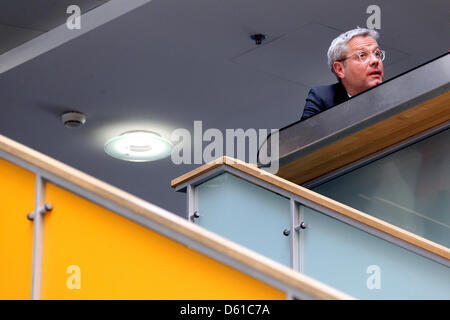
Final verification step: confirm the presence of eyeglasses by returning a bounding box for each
[338,49,385,63]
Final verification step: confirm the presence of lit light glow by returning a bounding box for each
[104,131,173,162]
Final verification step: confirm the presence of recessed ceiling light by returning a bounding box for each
[104,130,173,162]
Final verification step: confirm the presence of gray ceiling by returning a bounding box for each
[0,0,109,54]
[0,0,449,217]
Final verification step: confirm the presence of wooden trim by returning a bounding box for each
[171,157,225,187]
[277,90,450,184]
[171,156,450,261]
[0,135,352,300]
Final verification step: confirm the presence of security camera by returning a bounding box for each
[250,33,266,45]
[61,111,86,128]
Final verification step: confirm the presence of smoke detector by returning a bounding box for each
[61,111,86,128]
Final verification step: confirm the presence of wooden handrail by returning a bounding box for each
[277,90,450,185]
[0,134,353,300]
[171,156,450,261]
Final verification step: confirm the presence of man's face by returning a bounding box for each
[335,35,384,96]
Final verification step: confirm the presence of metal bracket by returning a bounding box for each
[190,210,200,222]
[27,203,53,221]
[283,222,307,236]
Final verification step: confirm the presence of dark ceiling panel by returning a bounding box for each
[0,0,109,31]
[0,24,43,54]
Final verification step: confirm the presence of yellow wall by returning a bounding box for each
[42,182,285,299]
[0,158,35,299]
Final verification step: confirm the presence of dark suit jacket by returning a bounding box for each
[301,82,349,121]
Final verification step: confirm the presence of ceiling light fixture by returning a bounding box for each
[104,130,173,162]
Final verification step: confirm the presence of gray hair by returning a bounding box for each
[327,28,379,76]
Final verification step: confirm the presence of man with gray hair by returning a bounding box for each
[301,27,385,120]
